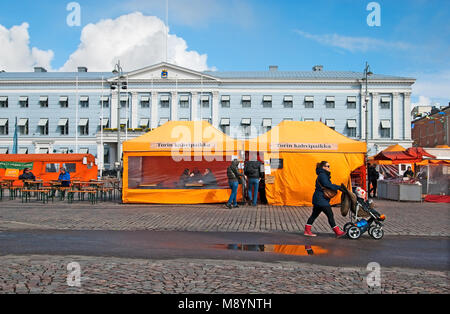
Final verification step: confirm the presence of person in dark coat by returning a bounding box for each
[189,168,202,183]
[403,166,414,179]
[19,168,36,181]
[201,168,217,187]
[244,152,263,206]
[304,161,346,238]
[368,164,379,198]
[226,159,243,209]
[179,169,190,187]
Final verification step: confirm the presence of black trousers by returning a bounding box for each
[369,179,377,197]
[306,205,337,228]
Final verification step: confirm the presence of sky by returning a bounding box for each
[0,0,449,106]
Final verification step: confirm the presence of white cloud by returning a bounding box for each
[60,12,210,72]
[294,29,411,53]
[411,71,450,106]
[0,23,54,71]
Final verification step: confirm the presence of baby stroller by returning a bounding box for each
[340,185,386,240]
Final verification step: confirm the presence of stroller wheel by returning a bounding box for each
[343,222,353,232]
[347,226,361,240]
[370,227,384,240]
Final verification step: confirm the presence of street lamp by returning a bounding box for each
[111,61,127,179]
[362,62,373,191]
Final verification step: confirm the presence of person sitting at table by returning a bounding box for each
[188,168,202,183]
[200,168,217,187]
[178,168,190,187]
[403,166,414,179]
[58,167,71,187]
[19,168,36,181]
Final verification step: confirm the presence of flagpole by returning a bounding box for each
[75,75,79,153]
[100,76,104,177]
[126,75,129,141]
[12,116,18,154]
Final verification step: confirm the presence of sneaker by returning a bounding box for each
[233,204,239,208]
[225,203,232,209]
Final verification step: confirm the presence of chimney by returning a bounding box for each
[34,67,47,73]
[312,65,323,72]
[269,65,278,72]
[77,67,88,73]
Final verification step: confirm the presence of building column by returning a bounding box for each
[404,92,412,140]
[371,93,379,140]
[151,92,158,129]
[212,91,219,128]
[111,93,118,128]
[360,92,366,140]
[131,92,138,129]
[171,91,178,121]
[97,142,104,171]
[191,92,198,121]
[392,92,400,140]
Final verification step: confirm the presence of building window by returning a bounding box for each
[380,120,391,138]
[120,119,129,130]
[160,95,170,108]
[140,96,150,108]
[179,95,189,108]
[0,119,8,135]
[120,95,129,108]
[283,96,293,108]
[79,118,89,135]
[0,97,8,108]
[263,96,272,108]
[18,118,29,135]
[347,96,357,109]
[201,95,210,108]
[242,96,251,108]
[100,118,109,130]
[101,96,109,108]
[262,118,272,132]
[38,118,49,135]
[60,96,68,108]
[304,96,314,108]
[220,118,230,135]
[139,118,149,129]
[80,96,89,108]
[380,97,391,109]
[325,119,335,130]
[241,118,251,137]
[221,96,230,108]
[58,118,69,135]
[40,96,48,108]
[346,120,357,137]
[19,97,28,108]
[325,96,335,109]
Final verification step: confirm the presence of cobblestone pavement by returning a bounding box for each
[0,199,448,236]
[0,255,447,294]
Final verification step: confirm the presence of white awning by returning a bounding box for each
[160,95,170,102]
[58,118,68,126]
[262,118,272,127]
[19,96,28,102]
[79,148,89,154]
[0,96,7,102]
[79,96,89,102]
[381,120,391,128]
[39,96,48,102]
[59,96,68,102]
[18,118,28,126]
[139,118,149,127]
[0,118,7,126]
[284,96,293,102]
[100,96,109,102]
[326,96,335,102]
[263,95,272,102]
[38,148,49,154]
[325,119,335,127]
[120,118,128,125]
[18,148,28,154]
[78,118,89,126]
[201,95,210,102]
[179,95,189,102]
[347,96,357,103]
[221,95,230,101]
[304,96,314,102]
[159,118,169,125]
[381,97,391,103]
[241,118,251,125]
[220,118,230,126]
[100,118,109,127]
[120,95,128,102]
[242,95,251,101]
[141,96,150,102]
[38,118,48,126]
[0,148,8,154]
[347,119,357,128]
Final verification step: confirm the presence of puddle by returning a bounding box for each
[213,244,329,256]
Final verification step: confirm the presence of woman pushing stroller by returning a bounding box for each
[304,161,346,238]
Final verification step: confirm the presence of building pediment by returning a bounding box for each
[110,62,219,82]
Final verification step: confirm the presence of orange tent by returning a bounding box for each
[122,121,243,204]
[246,121,366,206]
[0,154,98,186]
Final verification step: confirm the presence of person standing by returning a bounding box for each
[368,164,379,198]
[244,152,263,206]
[403,166,414,179]
[226,159,243,209]
[304,161,346,238]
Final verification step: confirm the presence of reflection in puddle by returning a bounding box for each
[215,244,329,256]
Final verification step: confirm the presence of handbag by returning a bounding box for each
[317,181,337,200]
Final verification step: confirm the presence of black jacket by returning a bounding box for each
[227,160,243,183]
[244,160,262,179]
[19,172,36,181]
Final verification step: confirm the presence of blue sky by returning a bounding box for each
[0,0,449,105]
